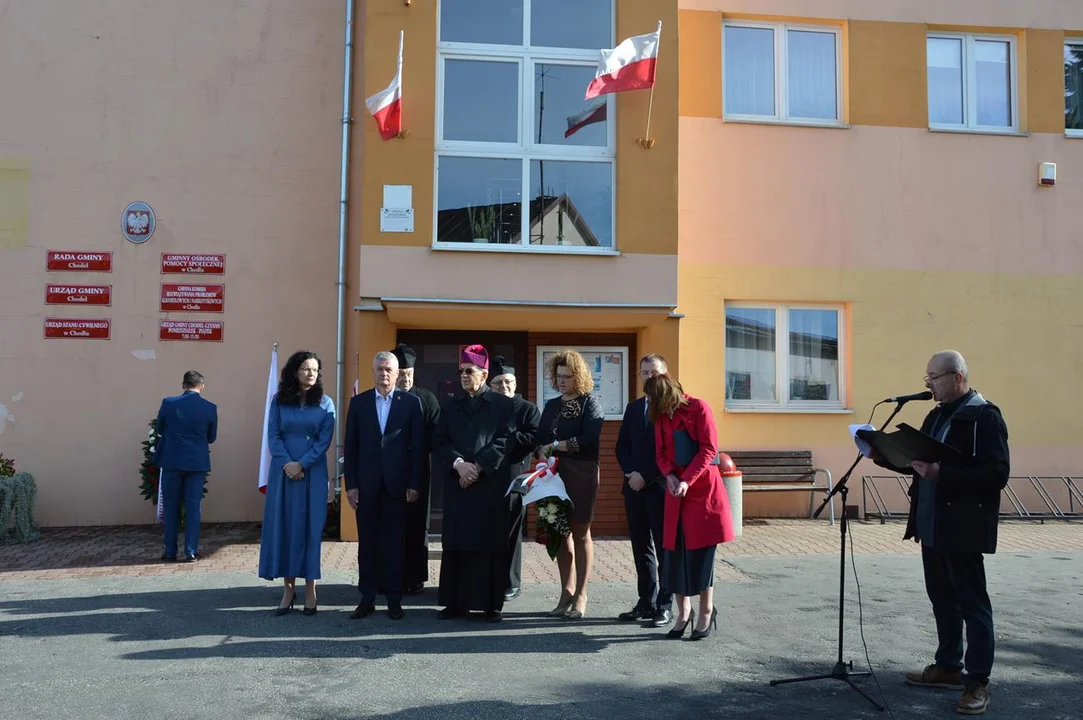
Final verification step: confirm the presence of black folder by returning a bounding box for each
[674,429,721,466]
[855,423,966,470]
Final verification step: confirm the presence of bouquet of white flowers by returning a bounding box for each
[507,454,573,561]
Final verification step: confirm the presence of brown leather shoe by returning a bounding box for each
[956,685,989,715]
[904,664,964,689]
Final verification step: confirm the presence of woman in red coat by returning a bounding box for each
[645,374,735,640]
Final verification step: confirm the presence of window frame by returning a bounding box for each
[926,32,1019,134]
[721,20,844,127]
[724,301,848,413]
[434,0,618,255]
[1065,38,1083,138]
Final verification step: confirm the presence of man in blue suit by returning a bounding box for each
[154,370,217,563]
[344,350,423,620]
[615,353,672,627]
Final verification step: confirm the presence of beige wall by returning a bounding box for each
[0,1,345,525]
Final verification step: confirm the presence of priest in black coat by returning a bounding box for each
[488,355,541,602]
[392,343,441,594]
[433,344,516,622]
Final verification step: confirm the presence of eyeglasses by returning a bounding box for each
[459,367,478,376]
[923,371,956,382]
[556,373,574,381]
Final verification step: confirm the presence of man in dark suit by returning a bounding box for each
[488,355,540,602]
[615,353,672,627]
[153,370,217,563]
[392,343,441,595]
[875,350,1009,716]
[344,350,423,620]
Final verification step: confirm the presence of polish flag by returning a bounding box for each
[366,31,404,140]
[585,22,661,100]
[258,345,279,495]
[565,97,607,138]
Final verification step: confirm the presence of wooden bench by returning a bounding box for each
[721,450,835,525]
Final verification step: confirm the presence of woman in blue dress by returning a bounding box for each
[259,350,336,616]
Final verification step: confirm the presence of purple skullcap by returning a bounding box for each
[460,344,489,370]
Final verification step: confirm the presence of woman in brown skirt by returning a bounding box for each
[534,349,605,619]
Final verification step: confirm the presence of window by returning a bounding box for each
[725,303,845,410]
[1066,41,1083,136]
[722,22,842,125]
[436,0,616,251]
[927,33,1017,132]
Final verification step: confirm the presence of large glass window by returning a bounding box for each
[1066,41,1083,135]
[725,303,845,410]
[723,22,842,124]
[437,0,615,251]
[927,33,1017,132]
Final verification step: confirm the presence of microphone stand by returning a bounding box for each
[769,401,907,712]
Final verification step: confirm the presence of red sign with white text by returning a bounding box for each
[160,254,226,274]
[159,283,224,313]
[43,318,111,339]
[45,284,112,306]
[47,251,113,272]
[159,320,224,342]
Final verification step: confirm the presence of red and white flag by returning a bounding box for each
[366,31,404,140]
[565,97,608,138]
[585,22,661,100]
[257,345,279,495]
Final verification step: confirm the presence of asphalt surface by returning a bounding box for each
[2,550,1081,719]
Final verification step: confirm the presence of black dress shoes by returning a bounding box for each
[437,607,465,620]
[404,583,425,596]
[388,602,405,620]
[160,554,177,563]
[485,611,503,623]
[350,601,376,620]
[650,608,673,627]
[617,605,652,621]
[504,587,521,601]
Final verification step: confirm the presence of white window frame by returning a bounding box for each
[721,21,844,127]
[1066,39,1083,138]
[434,1,618,255]
[927,32,1019,134]
[724,302,848,412]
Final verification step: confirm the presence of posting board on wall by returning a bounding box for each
[536,346,628,420]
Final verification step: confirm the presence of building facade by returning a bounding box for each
[3,0,1082,531]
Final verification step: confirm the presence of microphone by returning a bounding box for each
[883,391,933,404]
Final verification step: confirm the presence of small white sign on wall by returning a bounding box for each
[380,184,414,232]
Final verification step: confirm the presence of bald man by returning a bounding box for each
[876,350,1009,716]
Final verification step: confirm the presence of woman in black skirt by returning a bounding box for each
[534,349,605,619]
[645,374,735,640]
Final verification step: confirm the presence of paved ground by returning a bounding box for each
[2,519,1082,719]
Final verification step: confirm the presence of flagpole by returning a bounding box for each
[395,30,409,139]
[637,21,662,150]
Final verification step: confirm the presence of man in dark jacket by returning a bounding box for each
[488,355,541,602]
[615,353,672,627]
[433,344,516,622]
[876,350,1009,716]
[392,343,441,595]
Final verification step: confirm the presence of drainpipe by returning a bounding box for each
[334,0,355,497]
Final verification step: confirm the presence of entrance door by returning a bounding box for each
[396,330,528,536]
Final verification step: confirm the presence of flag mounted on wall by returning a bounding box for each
[585,22,661,99]
[366,31,404,140]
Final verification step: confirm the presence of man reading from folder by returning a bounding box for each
[873,350,1009,716]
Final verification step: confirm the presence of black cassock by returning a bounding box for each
[433,386,515,612]
[404,385,440,588]
[505,394,541,591]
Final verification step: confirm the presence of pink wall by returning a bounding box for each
[680,0,1083,27]
[680,120,1083,274]
[0,1,345,525]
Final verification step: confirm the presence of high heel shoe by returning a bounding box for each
[274,594,295,616]
[688,606,718,641]
[667,618,691,639]
[302,604,318,616]
[564,596,588,620]
[548,594,574,617]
